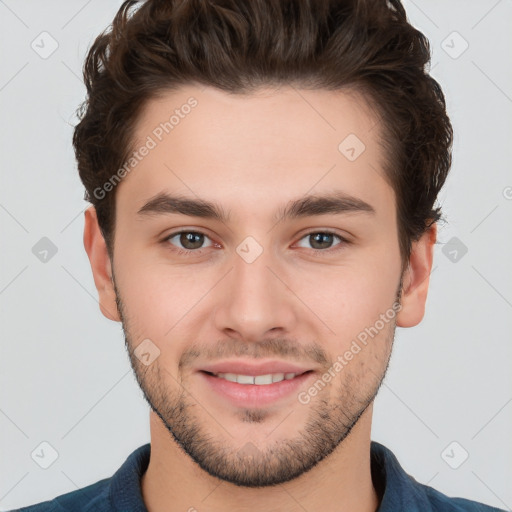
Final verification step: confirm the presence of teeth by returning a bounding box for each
[237,374,255,384]
[215,372,297,385]
[254,374,273,385]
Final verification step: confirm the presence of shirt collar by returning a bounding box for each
[109,442,151,512]
[108,441,426,511]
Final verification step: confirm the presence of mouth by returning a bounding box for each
[201,370,313,385]
[198,369,316,407]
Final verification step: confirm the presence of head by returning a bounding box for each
[80,0,452,488]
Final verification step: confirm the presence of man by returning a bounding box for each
[13,0,506,510]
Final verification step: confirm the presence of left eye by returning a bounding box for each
[296,231,345,250]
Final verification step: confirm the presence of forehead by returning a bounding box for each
[117,84,393,220]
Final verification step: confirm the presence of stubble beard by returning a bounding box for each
[113,276,398,487]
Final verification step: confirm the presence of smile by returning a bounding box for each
[212,372,299,385]
[200,370,315,407]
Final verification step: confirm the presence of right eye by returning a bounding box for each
[162,230,215,256]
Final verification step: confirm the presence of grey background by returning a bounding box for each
[1,0,511,510]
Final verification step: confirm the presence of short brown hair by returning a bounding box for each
[73,0,453,268]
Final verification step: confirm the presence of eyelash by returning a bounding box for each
[161,230,351,257]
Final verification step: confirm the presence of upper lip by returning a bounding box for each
[198,360,314,376]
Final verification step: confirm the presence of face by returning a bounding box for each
[90,84,416,487]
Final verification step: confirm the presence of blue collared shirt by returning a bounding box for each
[11,441,506,511]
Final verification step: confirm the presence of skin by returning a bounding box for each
[84,84,436,512]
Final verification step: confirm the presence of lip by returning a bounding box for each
[198,368,316,408]
[199,359,313,376]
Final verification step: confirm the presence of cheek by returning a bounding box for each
[292,252,400,340]
[114,253,208,349]
[296,269,399,383]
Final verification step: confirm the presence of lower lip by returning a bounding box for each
[199,371,314,408]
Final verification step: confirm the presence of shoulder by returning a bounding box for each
[419,482,506,512]
[371,441,506,512]
[9,478,111,512]
[9,444,150,512]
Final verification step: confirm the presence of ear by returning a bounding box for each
[395,223,437,328]
[83,205,121,322]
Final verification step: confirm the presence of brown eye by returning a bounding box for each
[179,232,204,249]
[164,231,213,252]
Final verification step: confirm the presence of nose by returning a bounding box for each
[212,246,299,343]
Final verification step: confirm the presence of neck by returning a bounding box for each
[141,407,380,512]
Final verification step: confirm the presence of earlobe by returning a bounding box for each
[395,223,437,328]
[83,205,121,322]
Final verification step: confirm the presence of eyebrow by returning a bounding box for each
[136,190,375,223]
